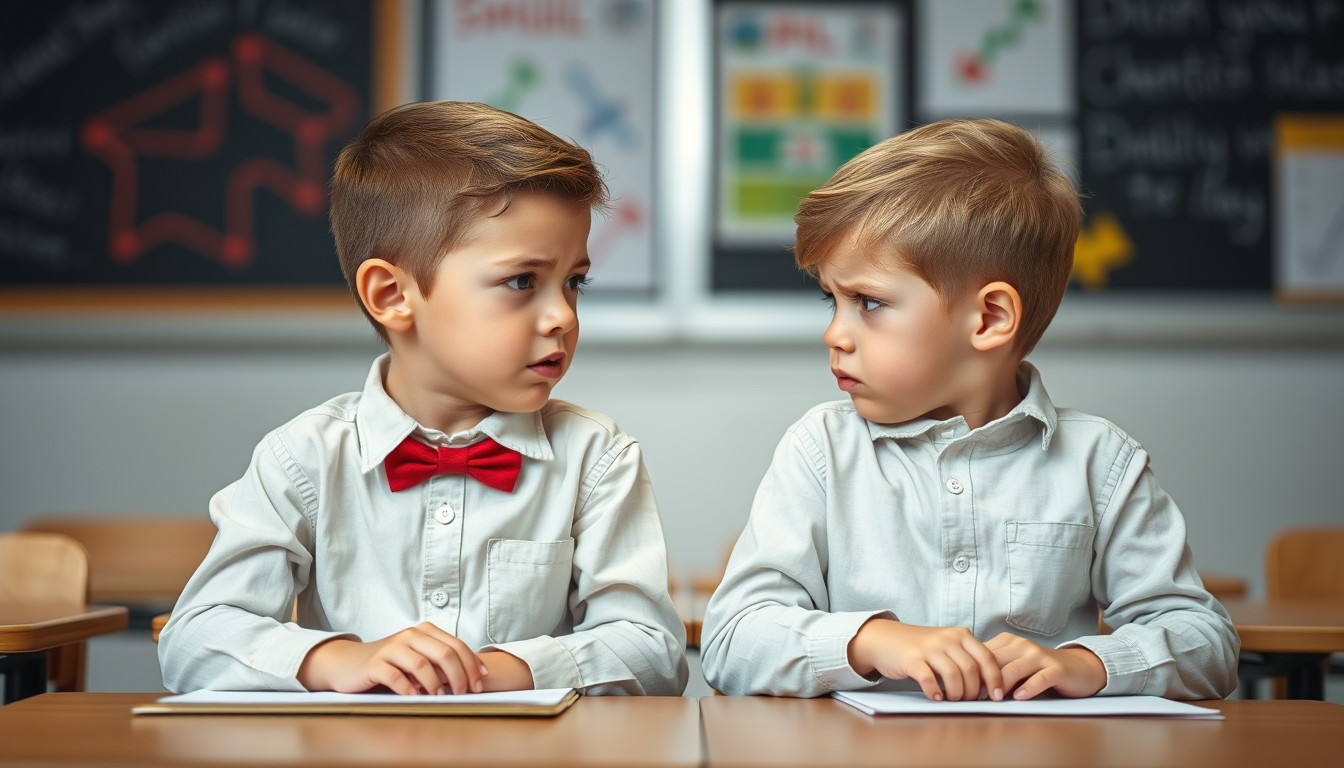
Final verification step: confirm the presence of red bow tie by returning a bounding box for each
[384,436,522,493]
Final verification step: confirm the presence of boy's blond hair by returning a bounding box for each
[330,101,608,340]
[794,118,1080,355]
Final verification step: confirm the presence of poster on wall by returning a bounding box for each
[714,1,904,253]
[1275,114,1344,303]
[428,0,657,296]
[915,0,1073,119]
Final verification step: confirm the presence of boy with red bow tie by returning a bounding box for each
[159,102,687,696]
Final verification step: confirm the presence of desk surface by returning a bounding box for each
[1224,598,1344,653]
[0,602,128,653]
[0,693,701,767]
[700,696,1344,767]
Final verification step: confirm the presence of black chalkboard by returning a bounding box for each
[0,0,375,291]
[1076,0,1344,291]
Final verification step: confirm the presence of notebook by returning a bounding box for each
[832,691,1223,719]
[132,687,579,717]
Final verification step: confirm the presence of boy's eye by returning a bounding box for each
[566,274,592,293]
[505,274,536,291]
[820,291,836,311]
[859,295,884,312]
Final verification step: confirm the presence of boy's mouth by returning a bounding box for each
[528,353,566,379]
[832,368,860,392]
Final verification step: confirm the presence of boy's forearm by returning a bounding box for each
[478,650,534,691]
[296,637,354,691]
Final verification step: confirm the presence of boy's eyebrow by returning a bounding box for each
[493,254,592,271]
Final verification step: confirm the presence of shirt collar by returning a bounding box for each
[864,361,1058,451]
[356,353,555,474]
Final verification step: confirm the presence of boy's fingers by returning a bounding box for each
[412,637,477,694]
[944,647,981,701]
[410,624,484,693]
[907,662,944,702]
[998,658,1033,694]
[375,662,420,697]
[1013,668,1057,700]
[964,641,1005,700]
[390,647,447,695]
[927,656,964,702]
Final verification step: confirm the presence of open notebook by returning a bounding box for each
[132,688,579,717]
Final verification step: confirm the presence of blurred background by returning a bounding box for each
[2,0,1342,697]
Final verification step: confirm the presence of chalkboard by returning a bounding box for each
[1076,0,1344,292]
[705,0,1344,297]
[0,0,382,297]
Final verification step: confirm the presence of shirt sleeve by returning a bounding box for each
[700,427,893,697]
[1063,443,1241,699]
[481,438,689,695]
[158,432,354,692]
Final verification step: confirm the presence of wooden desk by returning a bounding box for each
[1225,597,1344,700]
[700,696,1344,767]
[0,692,701,766]
[0,602,128,703]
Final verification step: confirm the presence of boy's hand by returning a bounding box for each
[297,622,487,695]
[847,618,1006,702]
[986,633,1107,700]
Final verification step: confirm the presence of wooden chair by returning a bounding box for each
[1266,526,1344,601]
[1241,525,1344,698]
[0,531,91,692]
[20,515,216,625]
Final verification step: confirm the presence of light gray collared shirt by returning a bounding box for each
[160,354,687,695]
[701,363,1238,699]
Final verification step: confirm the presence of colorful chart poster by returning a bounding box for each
[1275,114,1344,303]
[429,0,656,294]
[915,0,1072,119]
[715,2,903,246]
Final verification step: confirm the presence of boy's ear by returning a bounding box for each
[355,258,415,334]
[970,281,1021,352]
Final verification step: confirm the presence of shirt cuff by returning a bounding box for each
[804,610,897,691]
[1059,634,1151,695]
[481,635,581,690]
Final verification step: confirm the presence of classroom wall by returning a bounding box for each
[3,334,1342,596]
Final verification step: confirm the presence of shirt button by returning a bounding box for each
[953,554,970,573]
[430,589,448,608]
[435,504,455,524]
[945,478,964,494]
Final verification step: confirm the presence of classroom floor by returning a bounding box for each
[20,635,1343,704]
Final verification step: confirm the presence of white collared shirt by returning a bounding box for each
[160,354,688,695]
[701,363,1239,699]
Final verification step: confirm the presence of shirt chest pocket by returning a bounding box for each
[486,538,575,644]
[1005,521,1095,637]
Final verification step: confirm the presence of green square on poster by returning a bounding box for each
[736,128,782,166]
[734,178,830,217]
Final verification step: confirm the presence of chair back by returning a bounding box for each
[1265,526,1344,601]
[20,515,215,607]
[0,531,91,691]
[0,532,88,604]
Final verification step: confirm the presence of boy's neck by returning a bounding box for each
[939,357,1026,431]
[384,353,493,436]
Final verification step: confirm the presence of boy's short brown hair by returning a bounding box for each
[330,101,608,339]
[794,118,1080,355]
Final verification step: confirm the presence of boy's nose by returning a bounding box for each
[823,315,852,351]
[541,294,578,335]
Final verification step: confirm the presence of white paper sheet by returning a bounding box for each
[832,691,1223,719]
[155,687,575,707]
